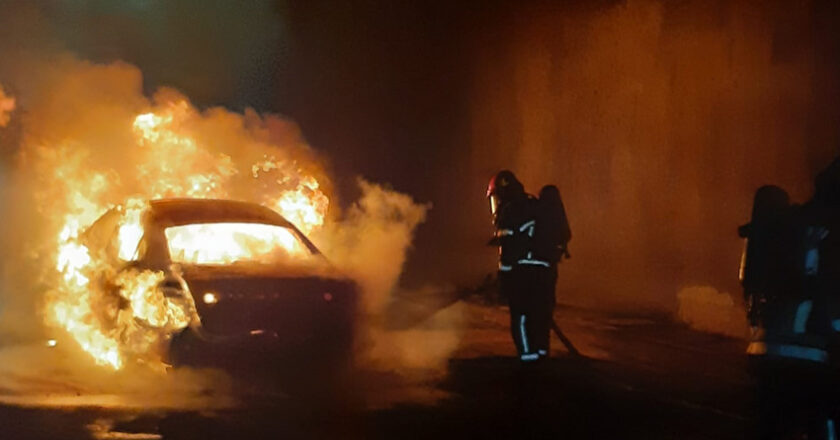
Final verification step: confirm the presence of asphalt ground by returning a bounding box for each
[0,302,753,439]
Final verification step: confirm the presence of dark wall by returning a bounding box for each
[279,2,479,287]
[281,0,840,309]
[462,0,840,308]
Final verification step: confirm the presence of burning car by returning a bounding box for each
[80,198,358,373]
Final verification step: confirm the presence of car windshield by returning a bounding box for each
[165,222,312,265]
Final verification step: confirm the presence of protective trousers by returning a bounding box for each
[500,265,554,362]
[751,356,840,440]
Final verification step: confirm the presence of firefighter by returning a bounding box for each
[487,170,553,362]
[738,185,795,328]
[741,163,840,439]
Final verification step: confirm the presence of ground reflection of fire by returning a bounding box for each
[39,92,330,371]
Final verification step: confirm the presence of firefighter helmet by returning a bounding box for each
[487,170,524,216]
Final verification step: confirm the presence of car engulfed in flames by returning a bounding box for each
[75,198,357,372]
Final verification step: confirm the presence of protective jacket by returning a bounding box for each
[744,198,840,366]
[745,164,840,439]
[493,193,551,272]
[492,190,554,362]
[746,205,834,363]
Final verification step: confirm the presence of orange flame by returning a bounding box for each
[166,223,306,265]
[42,99,330,370]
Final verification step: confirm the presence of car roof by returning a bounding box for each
[147,198,295,228]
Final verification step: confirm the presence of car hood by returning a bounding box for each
[178,262,358,340]
[176,260,345,282]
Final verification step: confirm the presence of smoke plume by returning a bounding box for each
[0,50,452,402]
[315,184,462,374]
[316,180,430,315]
[676,286,748,339]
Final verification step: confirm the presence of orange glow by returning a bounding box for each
[0,84,14,127]
[202,292,219,305]
[165,222,307,265]
[44,103,330,370]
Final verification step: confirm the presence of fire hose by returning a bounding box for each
[388,274,582,357]
[551,319,580,356]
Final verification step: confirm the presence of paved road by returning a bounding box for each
[0,302,753,439]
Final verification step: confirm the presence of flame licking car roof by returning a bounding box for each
[147,198,321,255]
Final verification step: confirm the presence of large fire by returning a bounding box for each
[165,223,307,265]
[40,94,330,370]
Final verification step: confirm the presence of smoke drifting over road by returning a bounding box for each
[314,185,462,372]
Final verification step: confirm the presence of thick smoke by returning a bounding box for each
[676,286,747,338]
[0,344,234,410]
[0,55,320,401]
[0,1,459,405]
[315,184,462,373]
[0,54,325,329]
[0,54,452,402]
[316,180,430,315]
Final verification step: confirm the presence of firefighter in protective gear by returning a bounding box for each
[487,170,553,362]
[741,161,840,439]
[738,185,795,327]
